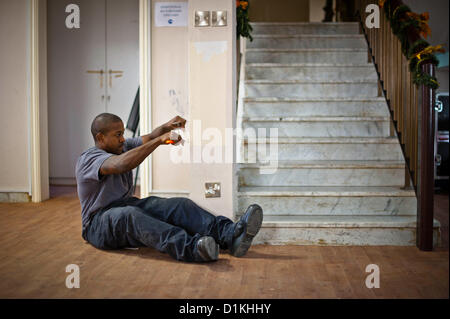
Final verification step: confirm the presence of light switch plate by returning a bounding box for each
[195,11,210,27]
[205,182,221,198]
[212,11,227,27]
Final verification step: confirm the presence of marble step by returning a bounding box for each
[247,34,367,49]
[245,80,378,98]
[242,97,388,117]
[241,137,404,161]
[242,215,441,246]
[246,64,378,81]
[250,22,360,35]
[246,48,368,64]
[237,186,416,216]
[242,116,390,137]
[238,161,406,187]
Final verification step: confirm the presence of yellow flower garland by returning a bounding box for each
[414,45,445,61]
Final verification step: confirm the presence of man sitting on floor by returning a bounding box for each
[75,113,263,262]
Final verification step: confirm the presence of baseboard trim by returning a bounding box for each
[0,192,31,203]
[148,190,190,198]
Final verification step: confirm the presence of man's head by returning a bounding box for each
[91,113,125,154]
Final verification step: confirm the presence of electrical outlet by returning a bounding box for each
[205,182,221,198]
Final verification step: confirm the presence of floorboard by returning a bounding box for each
[0,186,447,298]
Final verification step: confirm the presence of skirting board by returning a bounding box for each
[147,190,190,198]
[0,192,31,203]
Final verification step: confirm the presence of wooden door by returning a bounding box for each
[48,0,138,184]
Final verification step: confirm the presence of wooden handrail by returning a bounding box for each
[355,0,437,250]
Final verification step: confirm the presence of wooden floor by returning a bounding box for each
[0,186,447,299]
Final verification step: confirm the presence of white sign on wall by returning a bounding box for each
[155,2,188,27]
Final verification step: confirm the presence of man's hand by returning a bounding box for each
[164,116,186,131]
[141,115,186,144]
[159,131,182,145]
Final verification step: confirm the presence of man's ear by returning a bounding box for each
[96,132,104,144]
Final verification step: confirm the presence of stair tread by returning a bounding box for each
[251,22,359,26]
[246,63,374,67]
[239,160,405,169]
[242,137,398,144]
[246,48,367,52]
[254,215,441,228]
[243,97,385,102]
[243,116,389,121]
[245,79,377,84]
[238,186,415,197]
[250,34,365,38]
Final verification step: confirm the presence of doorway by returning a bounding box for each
[47,0,139,187]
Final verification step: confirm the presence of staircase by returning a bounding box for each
[236,22,440,245]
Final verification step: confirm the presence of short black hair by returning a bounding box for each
[91,113,123,142]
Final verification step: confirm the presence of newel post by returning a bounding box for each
[416,63,436,251]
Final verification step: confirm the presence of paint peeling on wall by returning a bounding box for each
[193,41,227,62]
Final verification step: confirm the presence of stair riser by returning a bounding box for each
[243,100,388,117]
[247,37,367,49]
[245,83,378,98]
[239,167,405,187]
[246,51,368,64]
[242,143,404,161]
[253,227,421,245]
[246,66,377,81]
[243,121,390,137]
[237,196,416,216]
[251,24,360,35]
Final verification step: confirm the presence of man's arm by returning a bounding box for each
[100,131,181,176]
[100,137,161,176]
[140,123,168,144]
[141,115,186,144]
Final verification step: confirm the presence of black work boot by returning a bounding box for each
[195,236,219,262]
[230,204,263,257]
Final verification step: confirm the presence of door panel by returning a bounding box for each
[48,0,106,181]
[48,0,139,182]
[106,0,139,128]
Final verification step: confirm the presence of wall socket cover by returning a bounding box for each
[212,11,227,26]
[205,183,221,198]
[195,11,210,27]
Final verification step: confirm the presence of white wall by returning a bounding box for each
[248,0,310,22]
[151,0,190,192]
[149,0,236,218]
[0,0,48,201]
[0,0,31,193]
[310,0,327,22]
[187,0,235,218]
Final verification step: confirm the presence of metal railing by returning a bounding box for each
[356,0,437,250]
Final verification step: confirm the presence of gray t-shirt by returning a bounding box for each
[75,137,143,229]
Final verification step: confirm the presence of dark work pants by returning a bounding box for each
[82,196,237,262]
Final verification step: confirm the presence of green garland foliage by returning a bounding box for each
[237,1,253,41]
[381,0,441,89]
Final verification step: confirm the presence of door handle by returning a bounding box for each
[108,69,124,88]
[86,69,105,88]
[108,70,123,74]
